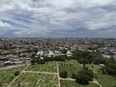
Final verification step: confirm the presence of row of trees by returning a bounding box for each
[31,55,68,64]
[31,50,116,77]
[60,68,94,85]
[100,63,116,76]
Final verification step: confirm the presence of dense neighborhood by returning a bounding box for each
[0,37,116,87]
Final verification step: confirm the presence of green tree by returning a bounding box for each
[110,56,116,63]
[14,71,20,76]
[79,59,89,70]
[60,71,68,78]
[75,69,93,85]
[0,83,2,87]
[71,73,76,79]
[31,59,36,65]
[76,73,91,84]
[62,49,68,54]
[38,59,46,64]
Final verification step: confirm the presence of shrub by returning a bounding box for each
[94,73,98,79]
[71,73,76,79]
[14,71,20,76]
[60,71,68,78]
[0,83,2,87]
[75,69,93,85]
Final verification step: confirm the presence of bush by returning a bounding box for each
[60,71,68,78]
[31,59,36,65]
[92,65,94,68]
[0,83,2,87]
[71,73,76,79]
[94,73,98,79]
[38,59,46,64]
[76,73,91,84]
[75,69,93,85]
[14,71,20,76]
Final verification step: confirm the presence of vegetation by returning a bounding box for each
[11,73,58,87]
[0,83,2,87]
[75,69,93,85]
[62,49,68,54]
[25,62,57,72]
[95,73,116,87]
[59,60,82,77]
[60,80,100,87]
[60,71,68,78]
[85,64,101,73]
[100,63,116,76]
[72,50,108,65]
[1,49,116,87]
[0,66,25,87]
[14,71,20,76]
[31,58,46,64]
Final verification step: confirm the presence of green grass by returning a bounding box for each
[95,73,116,87]
[0,66,26,87]
[10,73,58,87]
[25,62,57,72]
[59,60,83,78]
[60,80,99,87]
[85,64,101,73]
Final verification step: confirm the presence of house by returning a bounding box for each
[67,50,72,57]
[48,50,54,57]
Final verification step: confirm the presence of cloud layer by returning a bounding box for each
[0,0,116,37]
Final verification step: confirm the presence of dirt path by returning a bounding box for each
[57,62,60,87]
[0,64,26,71]
[89,78,102,87]
[60,77,75,81]
[22,71,57,75]
[7,64,30,87]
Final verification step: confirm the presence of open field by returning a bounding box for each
[0,66,26,87]
[25,62,57,72]
[10,73,58,87]
[95,73,116,87]
[85,64,101,73]
[59,60,82,78]
[60,80,100,87]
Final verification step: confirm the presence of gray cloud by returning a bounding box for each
[0,0,116,37]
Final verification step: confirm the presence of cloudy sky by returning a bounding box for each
[0,0,116,38]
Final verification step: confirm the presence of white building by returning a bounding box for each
[67,50,72,57]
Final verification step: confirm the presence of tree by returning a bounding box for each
[71,73,76,79]
[109,56,116,63]
[31,59,36,65]
[38,59,45,64]
[0,83,2,87]
[79,59,89,70]
[62,49,68,54]
[76,73,91,84]
[14,71,20,76]
[60,71,68,78]
[75,70,93,85]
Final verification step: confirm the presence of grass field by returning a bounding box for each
[10,73,58,87]
[60,80,100,87]
[85,64,101,73]
[95,73,116,87]
[0,66,26,87]
[25,62,57,72]
[59,60,82,78]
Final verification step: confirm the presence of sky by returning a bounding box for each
[0,0,116,38]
